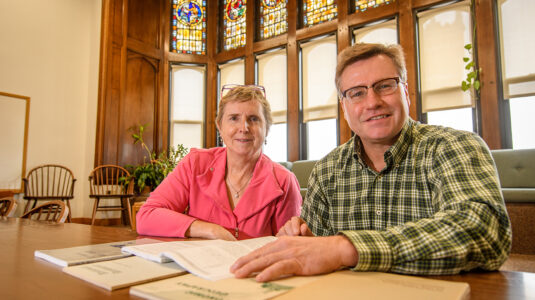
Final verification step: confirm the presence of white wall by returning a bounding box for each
[0,0,102,218]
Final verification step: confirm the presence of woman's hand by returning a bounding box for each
[276,216,314,237]
[185,220,237,241]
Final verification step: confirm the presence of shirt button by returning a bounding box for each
[376,210,382,215]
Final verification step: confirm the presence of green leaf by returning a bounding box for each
[463,57,470,62]
[474,80,480,90]
[464,44,472,50]
[461,81,469,91]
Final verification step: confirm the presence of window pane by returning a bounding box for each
[355,0,395,13]
[223,0,246,50]
[301,36,338,122]
[418,2,473,112]
[498,0,535,99]
[307,118,337,160]
[353,18,398,45]
[259,0,287,40]
[263,123,287,162]
[426,107,473,132]
[258,49,287,123]
[171,66,205,121]
[170,65,205,149]
[219,59,245,87]
[510,96,535,149]
[303,0,337,27]
[172,123,202,149]
[171,0,206,55]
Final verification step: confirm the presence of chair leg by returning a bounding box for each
[64,199,72,223]
[91,198,100,225]
[126,197,134,230]
[24,200,32,214]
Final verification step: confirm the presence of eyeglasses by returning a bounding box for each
[340,77,402,104]
[220,84,266,98]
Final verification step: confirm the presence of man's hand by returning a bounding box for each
[186,220,237,241]
[276,216,314,237]
[230,235,358,282]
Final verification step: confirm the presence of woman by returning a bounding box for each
[136,85,302,240]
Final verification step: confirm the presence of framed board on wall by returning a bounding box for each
[0,92,30,193]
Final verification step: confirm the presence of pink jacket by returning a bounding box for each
[136,147,302,239]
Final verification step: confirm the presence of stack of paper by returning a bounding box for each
[122,236,277,281]
[35,238,162,267]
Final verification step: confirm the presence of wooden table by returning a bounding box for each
[1,217,534,300]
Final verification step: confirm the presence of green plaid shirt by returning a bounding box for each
[302,118,511,275]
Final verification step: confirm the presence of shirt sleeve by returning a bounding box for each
[341,134,512,275]
[136,153,197,237]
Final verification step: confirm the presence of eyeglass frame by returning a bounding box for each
[220,84,266,98]
[339,77,404,103]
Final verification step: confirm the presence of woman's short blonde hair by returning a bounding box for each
[216,85,273,133]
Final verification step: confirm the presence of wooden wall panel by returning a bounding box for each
[97,0,165,167]
[127,0,161,48]
[118,54,158,167]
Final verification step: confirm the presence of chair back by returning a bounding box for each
[89,165,133,197]
[20,200,69,223]
[0,197,17,217]
[23,164,76,200]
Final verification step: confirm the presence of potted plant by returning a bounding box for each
[123,124,188,195]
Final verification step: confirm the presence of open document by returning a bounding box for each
[35,238,162,267]
[122,236,276,281]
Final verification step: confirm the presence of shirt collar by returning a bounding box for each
[351,118,415,171]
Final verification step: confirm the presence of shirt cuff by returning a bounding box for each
[339,230,393,272]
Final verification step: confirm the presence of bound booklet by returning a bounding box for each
[35,238,162,267]
[130,273,320,300]
[122,236,277,281]
[63,256,187,291]
[275,271,470,300]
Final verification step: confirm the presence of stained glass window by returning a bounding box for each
[355,0,395,13]
[171,0,206,55]
[223,0,247,51]
[303,0,337,27]
[259,0,288,40]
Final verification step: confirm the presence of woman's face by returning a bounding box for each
[217,99,267,159]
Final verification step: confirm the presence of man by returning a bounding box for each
[230,43,512,282]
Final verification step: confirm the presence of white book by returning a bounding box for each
[35,238,162,267]
[122,236,277,281]
[130,273,320,300]
[63,256,187,291]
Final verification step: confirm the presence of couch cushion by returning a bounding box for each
[491,149,535,189]
[291,160,318,189]
[501,188,535,203]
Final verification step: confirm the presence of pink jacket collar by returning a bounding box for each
[196,149,283,222]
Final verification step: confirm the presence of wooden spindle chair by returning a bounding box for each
[88,165,134,226]
[20,200,69,223]
[23,164,76,222]
[0,197,17,217]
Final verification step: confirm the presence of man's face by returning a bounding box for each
[339,54,410,148]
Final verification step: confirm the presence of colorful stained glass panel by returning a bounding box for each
[260,0,287,40]
[171,0,206,55]
[355,0,395,13]
[223,0,247,51]
[303,0,337,27]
